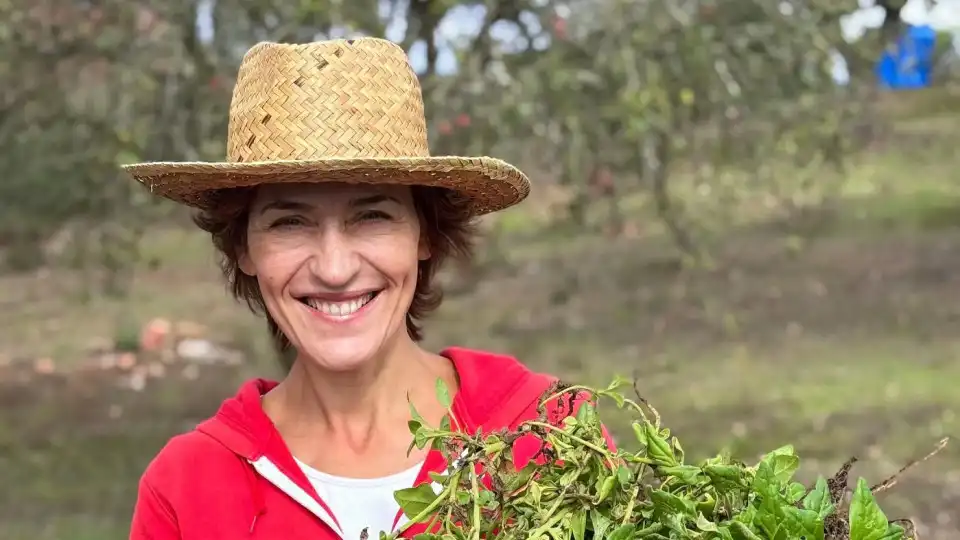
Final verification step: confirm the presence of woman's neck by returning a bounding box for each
[262,334,457,461]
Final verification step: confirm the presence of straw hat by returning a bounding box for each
[121,38,530,216]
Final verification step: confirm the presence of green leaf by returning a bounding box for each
[751,461,780,498]
[408,399,426,427]
[616,464,632,484]
[787,482,807,503]
[606,524,635,540]
[696,494,718,517]
[651,489,696,518]
[413,428,429,450]
[605,374,631,393]
[595,473,617,503]
[601,390,626,408]
[802,476,835,519]
[394,483,439,518]
[483,434,507,455]
[644,422,678,467]
[529,481,544,506]
[632,421,648,447]
[507,463,538,493]
[770,454,801,483]
[781,506,825,540]
[879,523,905,540]
[736,506,757,527]
[728,521,763,540]
[759,449,800,484]
[559,467,579,486]
[696,513,718,532]
[570,509,587,540]
[849,477,892,540]
[434,378,452,409]
[704,464,747,492]
[712,526,736,540]
[599,375,629,407]
[752,462,787,538]
[764,444,796,458]
[589,509,613,540]
[477,490,495,507]
[659,464,702,484]
[672,436,686,464]
[635,523,664,537]
[575,401,599,428]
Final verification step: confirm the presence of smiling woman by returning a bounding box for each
[122,38,612,540]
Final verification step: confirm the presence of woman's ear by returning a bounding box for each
[417,233,431,261]
[238,249,257,276]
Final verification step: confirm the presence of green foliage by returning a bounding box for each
[424,0,873,257]
[386,377,934,540]
[112,313,142,353]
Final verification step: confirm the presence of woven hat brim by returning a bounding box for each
[123,156,530,216]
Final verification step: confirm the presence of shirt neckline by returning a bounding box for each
[294,457,425,488]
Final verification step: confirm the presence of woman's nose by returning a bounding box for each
[307,228,360,287]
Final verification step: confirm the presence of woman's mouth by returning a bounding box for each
[297,290,381,319]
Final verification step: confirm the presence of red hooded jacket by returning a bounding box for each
[129,347,614,540]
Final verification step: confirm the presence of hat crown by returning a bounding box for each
[226,38,429,163]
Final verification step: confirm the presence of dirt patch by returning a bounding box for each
[0,362,244,528]
[434,228,960,356]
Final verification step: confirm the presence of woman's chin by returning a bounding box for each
[297,338,387,373]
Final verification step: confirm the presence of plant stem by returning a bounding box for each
[622,485,640,526]
[447,407,464,434]
[422,511,441,536]
[395,470,462,535]
[547,483,573,519]
[539,385,595,406]
[443,506,454,534]
[527,508,568,539]
[527,421,616,468]
[470,467,481,540]
[527,422,611,457]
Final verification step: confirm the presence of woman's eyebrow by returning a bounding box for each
[349,194,401,208]
[257,195,401,215]
[257,200,313,215]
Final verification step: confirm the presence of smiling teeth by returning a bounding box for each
[306,293,374,317]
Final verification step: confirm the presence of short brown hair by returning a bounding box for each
[193,185,478,351]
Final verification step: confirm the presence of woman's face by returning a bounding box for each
[240,182,429,372]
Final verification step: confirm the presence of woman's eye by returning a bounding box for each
[269,216,306,229]
[356,210,391,223]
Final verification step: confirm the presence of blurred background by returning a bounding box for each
[2,0,960,538]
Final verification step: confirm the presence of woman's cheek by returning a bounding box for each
[376,241,421,278]
[254,240,308,276]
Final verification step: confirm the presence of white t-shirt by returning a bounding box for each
[296,458,424,540]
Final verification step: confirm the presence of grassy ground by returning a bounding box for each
[3,102,960,538]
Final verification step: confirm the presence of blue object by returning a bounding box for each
[876,24,937,90]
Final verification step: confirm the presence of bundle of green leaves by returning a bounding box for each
[384,377,946,540]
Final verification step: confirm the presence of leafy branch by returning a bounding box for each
[383,377,949,540]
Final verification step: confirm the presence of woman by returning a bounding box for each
[125,38,611,540]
